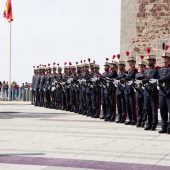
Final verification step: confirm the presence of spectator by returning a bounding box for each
[19,83,25,99]
[2,81,7,100]
[0,81,31,101]
[0,81,2,92]
[24,82,30,90]
[13,82,19,99]
[10,83,14,100]
[5,81,9,98]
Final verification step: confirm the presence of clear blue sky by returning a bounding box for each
[0,0,121,85]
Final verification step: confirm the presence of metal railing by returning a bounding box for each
[0,88,32,101]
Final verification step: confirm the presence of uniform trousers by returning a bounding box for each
[125,93,137,123]
[159,95,170,131]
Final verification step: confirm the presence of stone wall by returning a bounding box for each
[120,0,170,66]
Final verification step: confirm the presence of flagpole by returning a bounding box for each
[9,22,12,100]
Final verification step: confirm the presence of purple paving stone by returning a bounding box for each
[0,156,169,170]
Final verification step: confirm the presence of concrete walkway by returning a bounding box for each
[0,101,170,170]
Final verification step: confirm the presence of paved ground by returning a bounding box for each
[0,102,170,170]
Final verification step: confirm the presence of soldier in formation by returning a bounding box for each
[31,46,170,134]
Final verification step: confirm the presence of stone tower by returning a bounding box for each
[120,0,170,65]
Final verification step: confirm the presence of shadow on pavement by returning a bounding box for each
[0,111,75,119]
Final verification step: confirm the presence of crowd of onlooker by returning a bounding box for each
[0,81,31,101]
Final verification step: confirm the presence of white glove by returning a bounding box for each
[78,80,82,84]
[126,81,133,85]
[67,79,71,84]
[149,79,157,84]
[94,77,98,81]
[114,80,120,85]
[51,87,55,91]
[69,78,73,82]
[82,79,86,83]
[135,80,142,85]
[91,78,96,82]
[48,86,51,90]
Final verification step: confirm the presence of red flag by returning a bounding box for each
[3,0,13,22]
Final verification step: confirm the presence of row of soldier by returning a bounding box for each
[32,47,170,134]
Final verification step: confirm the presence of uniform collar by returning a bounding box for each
[164,64,170,68]
[140,68,146,74]
[129,67,137,70]
[95,71,100,74]
[77,71,82,74]
[120,69,126,73]
[149,66,155,69]
[72,72,76,75]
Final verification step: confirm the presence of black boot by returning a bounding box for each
[144,126,151,130]
[151,125,157,131]
[125,121,131,125]
[100,116,105,119]
[136,123,141,127]
[159,129,167,134]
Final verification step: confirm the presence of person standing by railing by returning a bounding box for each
[19,83,25,99]
[2,81,8,101]
[13,82,19,100]
[5,81,9,98]
[0,81,2,92]
[0,81,2,99]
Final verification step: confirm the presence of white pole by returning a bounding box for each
[8,23,12,101]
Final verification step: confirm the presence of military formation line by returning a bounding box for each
[32,46,170,134]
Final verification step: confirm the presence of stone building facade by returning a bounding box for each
[120,0,170,66]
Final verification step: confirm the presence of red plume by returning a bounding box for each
[76,62,78,65]
[106,58,109,61]
[33,66,35,68]
[117,54,120,59]
[84,60,86,63]
[80,60,82,64]
[57,63,59,66]
[88,58,90,63]
[48,63,50,66]
[69,62,72,65]
[165,45,169,51]
[39,64,41,66]
[126,51,129,56]
[112,55,116,59]
[53,62,56,65]
[64,62,67,65]
[45,65,46,67]
[93,60,95,64]
[140,55,144,60]
[146,48,151,54]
